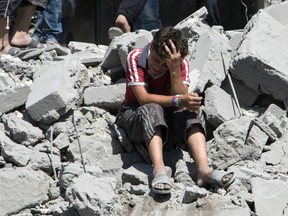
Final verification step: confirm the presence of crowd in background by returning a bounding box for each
[0,0,77,56]
[0,0,276,56]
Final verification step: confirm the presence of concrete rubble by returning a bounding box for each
[0,2,288,216]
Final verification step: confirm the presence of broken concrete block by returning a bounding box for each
[174,7,211,40]
[0,167,55,216]
[55,52,104,67]
[207,116,269,169]
[265,1,288,27]
[83,83,126,113]
[2,113,44,146]
[68,41,99,53]
[230,10,288,106]
[204,85,241,128]
[226,30,243,57]
[0,131,33,166]
[182,186,207,204]
[260,140,284,165]
[100,30,153,71]
[27,151,61,175]
[189,28,232,92]
[221,76,259,107]
[0,84,30,114]
[253,103,288,141]
[26,60,83,124]
[0,69,15,91]
[66,173,117,216]
[251,177,288,216]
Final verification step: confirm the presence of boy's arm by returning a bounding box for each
[132,85,174,107]
[132,85,203,111]
[164,39,187,95]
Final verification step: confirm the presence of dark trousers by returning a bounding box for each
[197,0,220,26]
[116,0,148,27]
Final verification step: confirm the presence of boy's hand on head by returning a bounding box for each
[163,39,183,73]
[181,92,203,111]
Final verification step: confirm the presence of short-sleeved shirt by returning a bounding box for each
[123,43,190,107]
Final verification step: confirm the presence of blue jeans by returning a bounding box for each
[133,0,162,31]
[32,0,62,43]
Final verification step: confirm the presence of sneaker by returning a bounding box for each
[108,27,124,39]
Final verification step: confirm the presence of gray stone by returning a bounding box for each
[83,83,126,113]
[230,10,288,106]
[204,85,241,128]
[2,113,44,146]
[0,84,30,114]
[188,28,232,92]
[251,177,288,216]
[66,173,117,216]
[0,167,54,216]
[208,117,269,169]
[100,30,152,71]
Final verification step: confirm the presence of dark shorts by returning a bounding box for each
[0,0,47,17]
[116,0,147,27]
[116,103,206,148]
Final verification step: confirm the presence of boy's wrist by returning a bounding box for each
[171,94,183,107]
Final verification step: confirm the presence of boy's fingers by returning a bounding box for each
[163,43,172,55]
[169,39,177,52]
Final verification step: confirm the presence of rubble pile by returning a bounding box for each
[0,2,288,216]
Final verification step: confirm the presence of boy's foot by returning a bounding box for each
[151,174,172,194]
[151,167,172,194]
[197,169,235,188]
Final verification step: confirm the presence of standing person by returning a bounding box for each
[0,0,47,55]
[108,0,147,38]
[133,0,162,31]
[32,0,62,45]
[197,0,220,26]
[115,26,235,194]
[60,0,78,46]
[108,0,162,38]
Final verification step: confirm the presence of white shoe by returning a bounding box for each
[108,27,124,39]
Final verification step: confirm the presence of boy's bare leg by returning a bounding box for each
[115,14,131,33]
[9,4,36,47]
[187,125,212,186]
[148,126,170,190]
[187,124,233,187]
[0,18,11,54]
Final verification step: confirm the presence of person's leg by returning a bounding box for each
[0,18,11,54]
[9,4,36,47]
[32,11,43,43]
[187,124,233,187]
[115,14,131,33]
[41,0,62,44]
[147,126,171,191]
[114,0,148,33]
[117,103,171,192]
[134,0,162,31]
[186,124,213,186]
[197,0,220,26]
[60,0,77,45]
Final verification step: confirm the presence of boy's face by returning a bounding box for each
[148,46,168,75]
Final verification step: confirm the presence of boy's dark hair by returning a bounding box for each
[152,26,188,59]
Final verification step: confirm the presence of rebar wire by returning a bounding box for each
[221,51,242,117]
[4,0,11,29]
[72,112,87,173]
[50,126,58,182]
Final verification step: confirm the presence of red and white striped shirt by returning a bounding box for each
[123,44,190,106]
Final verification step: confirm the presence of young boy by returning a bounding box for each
[116,26,234,194]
